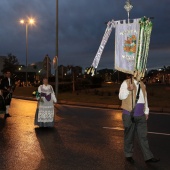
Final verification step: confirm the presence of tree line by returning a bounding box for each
[1,53,19,74]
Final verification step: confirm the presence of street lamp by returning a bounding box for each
[55,0,59,97]
[20,18,35,86]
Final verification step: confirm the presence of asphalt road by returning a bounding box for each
[0,98,170,170]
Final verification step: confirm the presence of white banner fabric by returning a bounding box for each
[92,20,115,68]
[114,19,140,74]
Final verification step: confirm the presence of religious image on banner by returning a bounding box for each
[114,19,140,74]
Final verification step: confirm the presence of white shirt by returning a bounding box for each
[119,80,149,115]
[8,78,11,86]
[38,84,51,94]
[38,84,57,103]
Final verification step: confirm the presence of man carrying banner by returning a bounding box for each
[87,0,159,164]
[119,74,160,163]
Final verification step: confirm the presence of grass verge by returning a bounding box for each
[13,84,170,108]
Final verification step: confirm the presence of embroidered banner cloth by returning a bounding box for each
[114,19,140,74]
[92,20,115,69]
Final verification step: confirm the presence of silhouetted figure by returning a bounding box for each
[0,71,15,118]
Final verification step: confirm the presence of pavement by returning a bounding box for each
[0,98,170,170]
[12,95,170,113]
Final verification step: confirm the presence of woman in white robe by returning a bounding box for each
[34,77,57,127]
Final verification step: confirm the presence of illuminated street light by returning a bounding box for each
[19,17,35,86]
[38,69,42,73]
[20,18,35,25]
[29,18,35,24]
[20,19,25,24]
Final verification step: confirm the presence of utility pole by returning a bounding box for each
[72,69,75,92]
[43,54,51,79]
[47,56,49,78]
[55,0,59,96]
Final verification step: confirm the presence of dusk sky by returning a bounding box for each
[0,0,170,70]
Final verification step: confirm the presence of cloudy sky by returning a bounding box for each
[0,0,170,70]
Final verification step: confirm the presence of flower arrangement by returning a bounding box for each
[32,91,44,103]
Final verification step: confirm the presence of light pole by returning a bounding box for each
[20,18,35,86]
[55,0,59,97]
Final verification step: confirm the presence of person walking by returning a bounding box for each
[0,70,15,118]
[34,77,57,127]
[119,75,160,163]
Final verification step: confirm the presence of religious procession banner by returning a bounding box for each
[88,17,153,78]
[114,19,140,74]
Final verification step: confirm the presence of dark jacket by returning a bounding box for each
[0,77,15,105]
[0,77,15,92]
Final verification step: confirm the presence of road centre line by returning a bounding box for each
[103,127,170,136]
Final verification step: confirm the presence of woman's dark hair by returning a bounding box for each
[39,77,48,84]
[42,76,48,80]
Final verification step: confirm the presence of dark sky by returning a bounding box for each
[0,0,170,70]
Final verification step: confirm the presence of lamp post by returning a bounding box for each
[20,18,35,86]
[55,0,59,97]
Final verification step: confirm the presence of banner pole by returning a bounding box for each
[125,0,134,110]
[124,0,133,23]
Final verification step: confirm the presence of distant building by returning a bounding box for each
[30,62,46,80]
[15,65,38,82]
[15,61,48,82]
[43,55,52,77]
[58,65,82,79]
[97,68,114,82]
[147,67,170,84]
[58,65,68,79]
[72,66,82,77]
[0,55,53,82]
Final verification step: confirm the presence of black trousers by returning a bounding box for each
[3,92,12,106]
[0,95,6,113]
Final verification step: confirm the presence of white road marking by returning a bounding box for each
[103,127,170,136]
[58,104,121,111]
[103,127,124,131]
[13,99,170,115]
[149,112,170,116]
[147,132,170,136]
[58,104,170,115]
